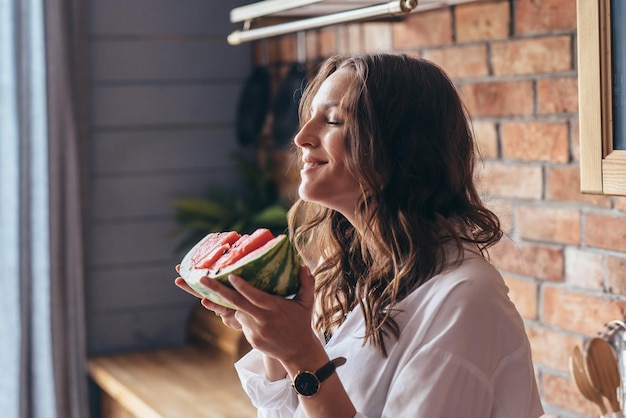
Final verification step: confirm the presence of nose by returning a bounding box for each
[293,117,318,148]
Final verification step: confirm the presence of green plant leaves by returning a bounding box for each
[251,205,288,229]
[171,152,290,253]
[172,198,232,221]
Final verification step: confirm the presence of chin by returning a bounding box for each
[297,185,314,202]
[297,192,317,205]
[298,188,324,207]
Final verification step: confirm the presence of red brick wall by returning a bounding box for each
[257,0,626,415]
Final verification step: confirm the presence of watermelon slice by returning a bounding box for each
[179,228,301,308]
[190,231,241,269]
[212,228,275,270]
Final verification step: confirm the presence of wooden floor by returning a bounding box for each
[89,344,257,418]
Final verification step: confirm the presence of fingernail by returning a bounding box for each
[228,274,237,284]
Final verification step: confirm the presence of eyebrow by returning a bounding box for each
[310,101,341,113]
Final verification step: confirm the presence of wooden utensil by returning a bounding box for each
[584,337,622,414]
[570,345,608,416]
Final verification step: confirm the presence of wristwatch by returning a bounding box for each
[292,357,346,397]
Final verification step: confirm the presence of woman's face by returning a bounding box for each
[293,69,361,219]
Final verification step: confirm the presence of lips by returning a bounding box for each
[302,156,327,170]
[303,161,325,170]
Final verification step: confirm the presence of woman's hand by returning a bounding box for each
[198,265,321,364]
[173,265,241,329]
[188,265,357,417]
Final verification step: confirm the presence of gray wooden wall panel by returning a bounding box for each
[89,0,238,36]
[91,39,250,81]
[91,168,242,220]
[91,128,241,174]
[87,263,191,313]
[86,0,252,356]
[89,221,186,267]
[87,306,192,354]
[91,84,240,127]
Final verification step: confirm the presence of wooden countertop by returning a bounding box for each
[89,344,257,418]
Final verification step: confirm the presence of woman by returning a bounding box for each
[175,53,543,417]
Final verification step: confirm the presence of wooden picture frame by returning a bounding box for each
[577,0,626,196]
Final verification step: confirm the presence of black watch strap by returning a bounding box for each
[316,357,346,382]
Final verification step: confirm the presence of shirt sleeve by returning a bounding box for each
[235,349,371,418]
[234,349,298,417]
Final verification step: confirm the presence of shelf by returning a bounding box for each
[231,0,386,23]
[231,0,476,23]
[227,0,477,45]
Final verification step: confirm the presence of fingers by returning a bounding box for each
[294,265,315,306]
[226,274,281,311]
[201,298,242,329]
[201,297,230,315]
[199,275,260,314]
[175,270,243,330]
[206,268,315,313]
[174,264,200,298]
[174,277,203,299]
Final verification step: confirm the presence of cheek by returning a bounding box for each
[326,138,349,169]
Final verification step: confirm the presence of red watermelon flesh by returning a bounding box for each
[179,228,300,308]
[225,234,284,267]
[212,228,275,270]
[191,230,241,269]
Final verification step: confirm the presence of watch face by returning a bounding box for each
[293,372,320,397]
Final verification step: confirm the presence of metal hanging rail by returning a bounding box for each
[231,0,326,23]
[228,0,418,45]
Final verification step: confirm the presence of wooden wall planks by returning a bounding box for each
[91,128,241,174]
[86,0,252,355]
[89,0,237,36]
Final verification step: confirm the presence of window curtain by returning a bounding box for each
[0,0,89,417]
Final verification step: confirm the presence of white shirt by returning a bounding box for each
[235,251,544,418]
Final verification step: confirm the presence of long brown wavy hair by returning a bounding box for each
[287,54,502,356]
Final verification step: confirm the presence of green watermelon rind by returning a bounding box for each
[180,233,301,309]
